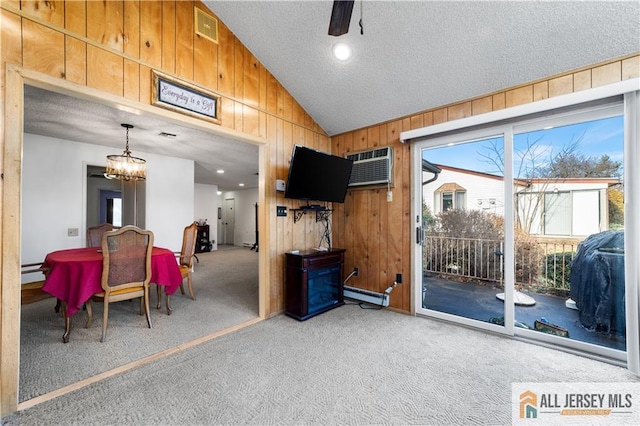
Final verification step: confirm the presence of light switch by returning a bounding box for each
[67,228,79,237]
[277,206,287,217]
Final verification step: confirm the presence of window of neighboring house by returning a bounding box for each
[436,191,467,213]
[435,183,466,213]
[442,192,453,211]
[544,191,571,235]
[455,191,466,211]
[519,189,603,236]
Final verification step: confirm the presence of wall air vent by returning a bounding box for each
[195,7,218,44]
[345,147,393,187]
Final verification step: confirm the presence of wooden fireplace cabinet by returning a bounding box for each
[285,248,346,321]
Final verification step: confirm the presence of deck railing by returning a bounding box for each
[422,235,578,294]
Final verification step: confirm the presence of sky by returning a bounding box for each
[422,115,624,178]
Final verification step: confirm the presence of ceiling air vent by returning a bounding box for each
[346,147,393,187]
[195,8,218,44]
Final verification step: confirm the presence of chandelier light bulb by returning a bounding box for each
[105,124,146,181]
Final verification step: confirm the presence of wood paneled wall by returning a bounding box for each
[330,54,640,313]
[1,0,638,416]
[0,0,331,319]
[0,1,637,327]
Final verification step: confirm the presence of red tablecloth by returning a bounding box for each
[42,247,183,316]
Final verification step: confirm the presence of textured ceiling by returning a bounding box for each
[24,86,259,190]
[23,2,639,189]
[205,1,640,136]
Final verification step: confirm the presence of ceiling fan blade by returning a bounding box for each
[328,0,354,36]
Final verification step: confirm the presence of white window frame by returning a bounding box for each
[407,78,640,372]
[434,189,466,213]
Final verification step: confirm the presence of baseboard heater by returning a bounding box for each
[344,285,389,307]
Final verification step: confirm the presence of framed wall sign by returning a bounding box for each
[152,71,221,125]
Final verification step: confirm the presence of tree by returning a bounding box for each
[608,187,624,228]
[422,201,436,229]
[479,130,623,233]
[543,139,622,178]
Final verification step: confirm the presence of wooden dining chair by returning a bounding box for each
[86,223,114,248]
[157,222,198,314]
[20,262,51,305]
[86,225,154,342]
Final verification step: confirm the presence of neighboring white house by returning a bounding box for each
[422,164,619,238]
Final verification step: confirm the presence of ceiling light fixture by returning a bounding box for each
[217,169,225,174]
[332,42,351,61]
[105,124,146,181]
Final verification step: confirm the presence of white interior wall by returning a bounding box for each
[218,188,258,247]
[194,183,218,251]
[21,133,194,278]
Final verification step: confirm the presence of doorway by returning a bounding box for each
[100,190,121,226]
[223,198,236,245]
[2,65,268,413]
[87,165,146,231]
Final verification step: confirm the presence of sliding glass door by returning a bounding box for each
[413,99,635,364]
[418,130,509,332]
[512,110,626,356]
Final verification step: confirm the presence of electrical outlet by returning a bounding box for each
[387,190,393,202]
[67,228,79,237]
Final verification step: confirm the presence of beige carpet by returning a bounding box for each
[7,303,639,425]
[10,245,640,425]
[18,245,259,402]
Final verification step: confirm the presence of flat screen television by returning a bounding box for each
[284,145,353,204]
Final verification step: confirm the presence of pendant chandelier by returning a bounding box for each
[106,123,146,181]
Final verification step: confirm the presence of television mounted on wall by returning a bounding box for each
[284,145,353,204]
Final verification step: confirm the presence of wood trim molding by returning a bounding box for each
[0,64,270,416]
[1,62,24,417]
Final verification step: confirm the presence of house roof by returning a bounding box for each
[434,164,504,181]
[434,182,466,193]
[433,164,621,187]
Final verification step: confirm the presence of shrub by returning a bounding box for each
[425,210,503,283]
[514,227,542,288]
[430,209,503,240]
[608,188,624,228]
[539,252,573,295]
[424,209,543,288]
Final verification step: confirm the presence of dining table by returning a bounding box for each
[42,246,183,342]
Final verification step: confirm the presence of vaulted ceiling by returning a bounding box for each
[205,1,639,136]
[23,1,640,189]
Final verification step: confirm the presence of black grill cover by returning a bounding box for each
[570,231,625,335]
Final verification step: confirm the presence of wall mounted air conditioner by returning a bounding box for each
[346,146,393,187]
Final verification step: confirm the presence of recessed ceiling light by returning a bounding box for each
[217,169,224,174]
[217,191,222,195]
[332,42,351,61]
[239,183,245,187]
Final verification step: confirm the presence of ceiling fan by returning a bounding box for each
[328,0,356,36]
